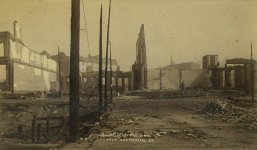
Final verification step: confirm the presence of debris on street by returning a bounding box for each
[202,99,257,130]
[169,128,206,139]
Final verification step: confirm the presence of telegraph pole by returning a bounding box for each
[109,41,113,103]
[159,68,163,90]
[69,0,80,141]
[58,46,62,97]
[251,42,254,101]
[98,4,103,116]
[104,0,112,111]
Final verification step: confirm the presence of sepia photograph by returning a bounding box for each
[0,0,257,149]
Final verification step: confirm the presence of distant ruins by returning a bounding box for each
[0,21,58,92]
[52,53,126,94]
[147,53,257,92]
[132,24,148,90]
[202,55,256,92]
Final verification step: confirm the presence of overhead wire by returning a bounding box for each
[81,0,91,62]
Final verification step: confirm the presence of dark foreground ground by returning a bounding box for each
[0,97,97,150]
[1,95,257,150]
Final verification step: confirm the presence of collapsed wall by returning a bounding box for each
[132,24,147,90]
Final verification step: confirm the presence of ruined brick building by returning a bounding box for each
[202,55,257,92]
[52,53,132,94]
[0,21,58,92]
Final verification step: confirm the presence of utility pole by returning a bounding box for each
[159,68,163,90]
[98,4,103,116]
[104,0,112,112]
[109,41,113,103]
[69,0,80,142]
[58,46,62,98]
[251,42,254,101]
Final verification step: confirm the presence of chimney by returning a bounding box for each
[13,20,22,39]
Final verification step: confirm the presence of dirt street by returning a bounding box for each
[86,97,257,150]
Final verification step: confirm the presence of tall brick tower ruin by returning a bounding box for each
[132,24,148,90]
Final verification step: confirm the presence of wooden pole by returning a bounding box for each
[109,41,113,103]
[98,4,103,116]
[31,115,36,143]
[58,46,62,97]
[69,0,80,141]
[159,68,162,90]
[251,42,254,101]
[104,0,112,111]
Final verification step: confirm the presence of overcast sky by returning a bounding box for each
[0,0,257,70]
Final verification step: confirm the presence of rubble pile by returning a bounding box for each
[202,99,257,130]
[202,99,245,119]
[169,128,206,139]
